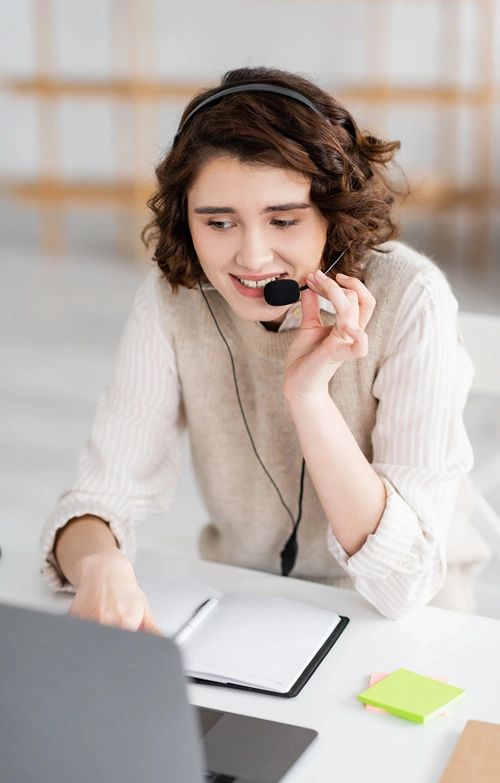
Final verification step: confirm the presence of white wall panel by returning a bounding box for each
[389,2,441,85]
[0,94,38,176]
[387,104,440,174]
[0,0,33,76]
[58,101,115,179]
[52,0,111,78]
[154,0,367,86]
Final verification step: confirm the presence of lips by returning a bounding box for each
[229,274,283,299]
[233,273,286,282]
[230,275,266,298]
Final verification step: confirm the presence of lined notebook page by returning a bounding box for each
[137,580,221,637]
[181,593,341,693]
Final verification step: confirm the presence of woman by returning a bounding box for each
[40,66,489,628]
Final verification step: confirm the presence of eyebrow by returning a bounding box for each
[193,202,312,215]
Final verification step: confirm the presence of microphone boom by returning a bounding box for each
[263,249,347,307]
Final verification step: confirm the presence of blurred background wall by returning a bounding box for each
[1,0,499,278]
[1,0,499,613]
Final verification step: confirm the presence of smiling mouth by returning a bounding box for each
[232,274,285,289]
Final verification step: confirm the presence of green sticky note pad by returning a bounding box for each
[357,668,466,724]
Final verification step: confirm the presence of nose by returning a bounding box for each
[235,227,275,271]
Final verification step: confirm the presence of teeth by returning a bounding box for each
[238,275,281,289]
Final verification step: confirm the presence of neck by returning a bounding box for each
[261,319,281,332]
[260,310,287,332]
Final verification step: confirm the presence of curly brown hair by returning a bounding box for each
[142,66,406,288]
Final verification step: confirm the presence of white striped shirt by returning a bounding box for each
[40,265,477,617]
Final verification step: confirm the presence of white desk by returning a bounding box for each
[1,533,500,783]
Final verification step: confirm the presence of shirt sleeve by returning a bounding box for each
[326,269,475,619]
[40,268,184,592]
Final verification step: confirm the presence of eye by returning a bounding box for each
[272,219,300,229]
[206,220,233,232]
[206,218,300,232]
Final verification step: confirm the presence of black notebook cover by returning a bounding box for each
[190,615,349,698]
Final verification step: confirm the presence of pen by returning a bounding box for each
[174,597,219,646]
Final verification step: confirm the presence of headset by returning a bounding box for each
[176,83,345,576]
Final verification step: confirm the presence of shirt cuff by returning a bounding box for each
[40,500,136,592]
[326,478,423,579]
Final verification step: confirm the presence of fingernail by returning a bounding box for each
[315,270,327,279]
[336,273,348,279]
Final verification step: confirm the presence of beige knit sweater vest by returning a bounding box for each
[157,241,489,600]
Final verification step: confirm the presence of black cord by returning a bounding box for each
[199,283,305,575]
[295,456,306,531]
[279,458,306,577]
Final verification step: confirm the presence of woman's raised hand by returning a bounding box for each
[68,550,164,636]
[283,270,376,401]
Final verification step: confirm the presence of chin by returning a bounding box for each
[214,281,288,323]
[231,300,268,321]
[239,302,289,325]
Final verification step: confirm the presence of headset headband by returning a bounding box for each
[173,83,355,145]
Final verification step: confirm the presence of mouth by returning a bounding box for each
[230,272,286,298]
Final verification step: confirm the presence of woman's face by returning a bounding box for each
[187,156,329,326]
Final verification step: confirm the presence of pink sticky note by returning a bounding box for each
[366,672,450,716]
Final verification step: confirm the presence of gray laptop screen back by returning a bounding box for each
[0,602,203,783]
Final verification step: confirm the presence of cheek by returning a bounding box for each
[191,234,230,282]
[188,222,204,253]
[190,224,223,254]
[190,231,217,268]
[197,238,239,276]
[290,227,327,259]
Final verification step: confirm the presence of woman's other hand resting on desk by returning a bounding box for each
[54,515,163,636]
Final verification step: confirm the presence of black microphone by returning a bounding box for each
[264,249,347,307]
[264,278,304,306]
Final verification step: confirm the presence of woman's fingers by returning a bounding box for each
[68,571,164,637]
[307,271,375,327]
[344,324,369,358]
[306,270,358,318]
[299,287,323,329]
[139,601,165,637]
[335,273,376,330]
[303,270,372,360]
[306,270,376,333]
[306,271,358,344]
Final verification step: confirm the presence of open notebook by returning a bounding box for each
[138,579,349,698]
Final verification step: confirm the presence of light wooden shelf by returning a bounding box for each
[337,84,498,105]
[5,179,155,208]
[5,179,498,214]
[5,77,201,101]
[3,179,155,258]
[6,78,498,106]
[403,185,500,212]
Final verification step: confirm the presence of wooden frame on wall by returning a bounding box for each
[1,0,498,263]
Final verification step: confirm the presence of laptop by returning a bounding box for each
[0,602,317,783]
